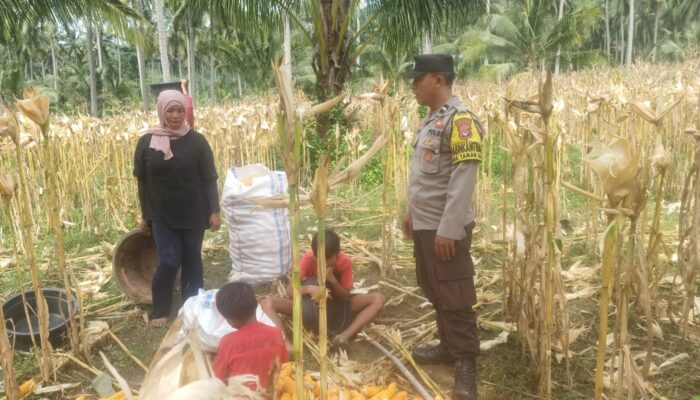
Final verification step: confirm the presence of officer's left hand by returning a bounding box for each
[434,235,456,261]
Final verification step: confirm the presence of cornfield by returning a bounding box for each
[0,59,699,399]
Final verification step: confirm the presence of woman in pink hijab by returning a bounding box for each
[133,90,221,327]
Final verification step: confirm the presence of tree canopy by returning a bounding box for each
[0,0,697,114]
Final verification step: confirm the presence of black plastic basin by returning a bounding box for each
[3,288,78,350]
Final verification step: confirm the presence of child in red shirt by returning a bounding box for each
[261,230,386,350]
[213,281,288,392]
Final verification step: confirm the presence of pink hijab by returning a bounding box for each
[147,90,190,160]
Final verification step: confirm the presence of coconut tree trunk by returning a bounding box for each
[605,0,611,58]
[86,22,98,117]
[117,40,122,81]
[50,33,58,91]
[313,0,353,136]
[237,74,242,97]
[651,0,660,62]
[96,26,103,70]
[209,56,216,102]
[485,0,490,65]
[136,42,148,111]
[155,0,171,81]
[626,0,634,66]
[186,13,196,104]
[29,53,33,80]
[134,0,149,111]
[554,0,564,75]
[619,16,625,65]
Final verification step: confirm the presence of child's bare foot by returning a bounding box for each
[149,317,168,328]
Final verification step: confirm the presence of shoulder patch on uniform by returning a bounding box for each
[454,117,472,140]
[450,112,482,164]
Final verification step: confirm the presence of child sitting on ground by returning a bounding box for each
[213,281,288,392]
[261,230,386,350]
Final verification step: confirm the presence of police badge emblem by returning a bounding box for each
[455,117,472,140]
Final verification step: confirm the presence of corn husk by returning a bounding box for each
[652,137,668,172]
[629,95,684,125]
[583,137,641,207]
[0,173,15,201]
[140,322,214,398]
[17,88,50,128]
[0,104,19,145]
[166,376,262,400]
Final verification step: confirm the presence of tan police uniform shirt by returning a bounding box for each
[407,96,485,240]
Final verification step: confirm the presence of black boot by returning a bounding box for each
[453,358,477,400]
[411,343,454,365]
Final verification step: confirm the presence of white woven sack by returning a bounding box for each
[221,164,291,283]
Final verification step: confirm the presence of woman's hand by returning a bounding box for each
[139,218,151,236]
[209,213,221,231]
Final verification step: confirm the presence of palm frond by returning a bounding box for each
[363,0,483,54]
[480,62,519,81]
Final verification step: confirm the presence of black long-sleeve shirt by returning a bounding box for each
[134,130,220,230]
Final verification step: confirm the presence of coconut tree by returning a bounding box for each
[626,0,635,65]
[86,21,99,116]
[457,0,603,80]
[131,0,151,111]
[0,0,142,115]
[154,0,171,81]
[0,0,138,33]
[171,0,208,104]
[197,0,479,134]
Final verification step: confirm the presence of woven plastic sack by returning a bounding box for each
[221,164,291,283]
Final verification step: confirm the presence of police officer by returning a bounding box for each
[403,54,484,400]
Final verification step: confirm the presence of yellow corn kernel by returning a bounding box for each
[304,374,315,385]
[390,391,408,400]
[278,376,296,396]
[362,386,381,397]
[369,382,397,400]
[19,379,35,395]
[280,362,294,379]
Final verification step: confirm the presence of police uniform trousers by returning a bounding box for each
[413,222,479,359]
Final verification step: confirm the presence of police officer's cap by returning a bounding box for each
[406,54,454,79]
